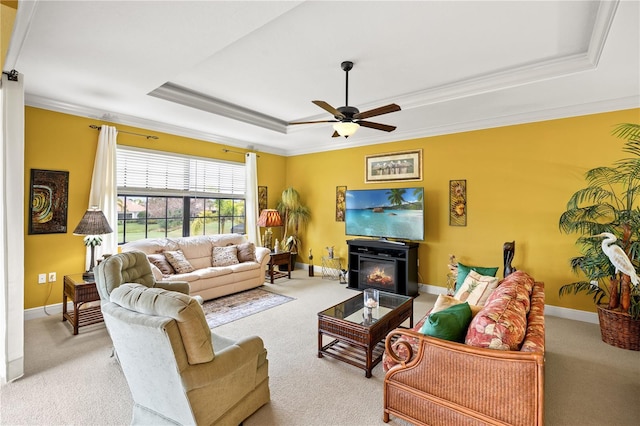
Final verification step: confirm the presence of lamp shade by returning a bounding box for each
[73,208,113,236]
[257,209,282,227]
[333,121,360,137]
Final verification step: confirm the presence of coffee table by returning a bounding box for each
[317,291,413,378]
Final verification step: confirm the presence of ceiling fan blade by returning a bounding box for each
[289,120,338,125]
[358,120,397,132]
[312,100,345,119]
[332,131,340,138]
[354,103,401,120]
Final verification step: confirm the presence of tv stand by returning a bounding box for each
[347,239,419,297]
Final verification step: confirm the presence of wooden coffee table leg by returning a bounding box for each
[365,346,373,378]
[317,332,323,358]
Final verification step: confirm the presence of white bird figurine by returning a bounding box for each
[594,232,639,286]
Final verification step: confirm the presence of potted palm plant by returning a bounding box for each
[277,187,311,268]
[559,122,640,350]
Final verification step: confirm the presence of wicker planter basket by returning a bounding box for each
[597,305,640,351]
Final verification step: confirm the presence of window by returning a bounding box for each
[117,147,245,244]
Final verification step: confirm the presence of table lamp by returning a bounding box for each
[257,209,282,251]
[73,207,113,279]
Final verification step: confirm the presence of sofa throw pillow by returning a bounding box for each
[455,262,499,291]
[419,302,472,343]
[236,242,256,263]
[465,273,532,351]
[212,246,239,267]
[147,253,176,276]
[164,250,195,274]
[454,270,500,306]
[432,294,483,318]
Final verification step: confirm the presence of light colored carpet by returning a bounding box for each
[201,287,294,328]
[2,270,639,425]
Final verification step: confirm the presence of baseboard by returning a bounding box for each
[418,283,599,324]
[24,302,70,321]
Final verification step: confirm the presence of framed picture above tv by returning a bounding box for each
[365,149,422,183]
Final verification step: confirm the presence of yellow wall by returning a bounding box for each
[24,105,640,313]
[23,107,286,309]
[1,1,17,71]
[287,108,640,312]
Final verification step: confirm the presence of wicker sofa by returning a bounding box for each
[121,234,271,301]
[383,271,545,426]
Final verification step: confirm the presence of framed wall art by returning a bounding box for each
[29,169,69,234]
[258,186,268,212]
[336,185,346,222]
[449,179,467,226]
[365,149,422,183]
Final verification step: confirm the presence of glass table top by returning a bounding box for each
[319,291,412,326]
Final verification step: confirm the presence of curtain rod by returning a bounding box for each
[222,148,260,157]
[89,124,159,140]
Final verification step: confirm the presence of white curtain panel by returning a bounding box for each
[0,72,25,382]
[87,125,118,267]
[245,152,260,245]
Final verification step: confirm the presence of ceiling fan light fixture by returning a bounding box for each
[333,121,360,138]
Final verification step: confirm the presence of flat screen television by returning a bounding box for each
[345,187,424,241]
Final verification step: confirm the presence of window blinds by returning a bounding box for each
[117,147,245,198]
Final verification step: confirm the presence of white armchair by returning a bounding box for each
[102,283,270,425]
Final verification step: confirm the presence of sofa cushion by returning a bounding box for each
[164,250,196,274]
[465,271,534,350]
[236,242,257,263]
[212,246,240,267]
[147,253,176,276]
[420,302,472,343]
[454,270,499,306]
[455,262,499,291]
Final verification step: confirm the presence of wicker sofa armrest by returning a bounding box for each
[384,329,544,425]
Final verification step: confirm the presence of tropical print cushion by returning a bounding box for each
[454,270,499,306]
[520,280,545,353]
[465,271,534,350]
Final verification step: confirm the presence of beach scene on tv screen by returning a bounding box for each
[346,188,424,241]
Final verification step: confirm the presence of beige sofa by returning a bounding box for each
[121,234,271,301]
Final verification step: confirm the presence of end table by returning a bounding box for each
[62,273,104,335]
[266,251,292,284]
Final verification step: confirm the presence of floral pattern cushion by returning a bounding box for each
[520,281,545,353]
[464,271,534,350]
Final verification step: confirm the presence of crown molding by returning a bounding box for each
[25,94,289,156]
[284,96,640,156]
[149,82,289,134]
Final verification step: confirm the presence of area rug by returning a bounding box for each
[201,287,294,328]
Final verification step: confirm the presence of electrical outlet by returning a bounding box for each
[48,272,57,282]
[38,274,46,284]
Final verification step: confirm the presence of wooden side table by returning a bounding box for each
[63,273,104,335]
[266,251,292,284]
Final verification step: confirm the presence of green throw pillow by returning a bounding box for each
[456,262,499,291]
[419,302,472,343]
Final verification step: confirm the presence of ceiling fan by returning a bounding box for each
[290,61,401,138]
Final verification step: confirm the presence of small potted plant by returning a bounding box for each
[558,122,640,350]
